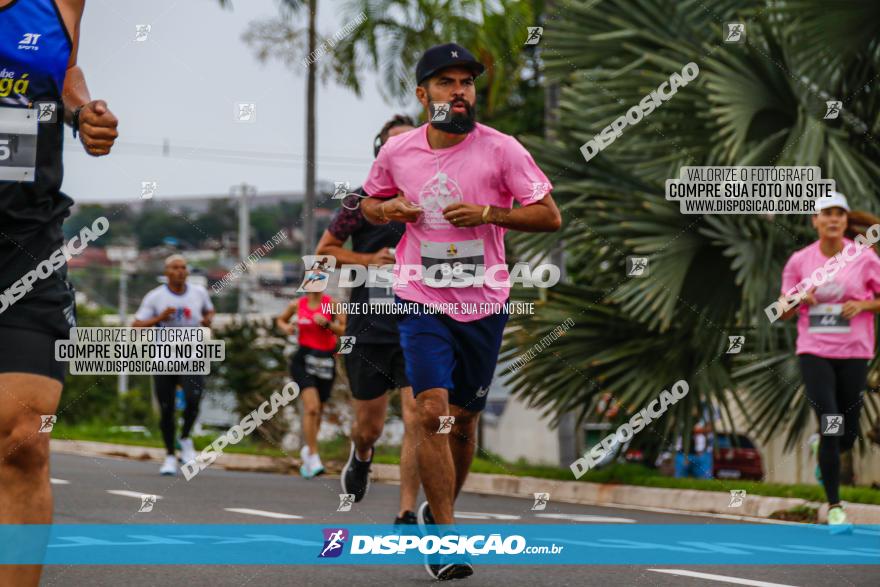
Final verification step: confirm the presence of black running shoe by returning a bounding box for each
[425,558,474,581]
[416,500,435,533]
[340,441,372,502]
[394,510,417,525]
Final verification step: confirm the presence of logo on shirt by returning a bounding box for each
[418,171,463,228]
[18,33,41,51]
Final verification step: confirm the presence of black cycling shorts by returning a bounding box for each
[290,347,336,403]
[0,222,77,383]
[0,326,66,383]
[344,343,409,401]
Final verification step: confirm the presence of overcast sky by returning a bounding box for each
[64,0,413,202]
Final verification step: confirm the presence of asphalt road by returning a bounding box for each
[38,453,877,587]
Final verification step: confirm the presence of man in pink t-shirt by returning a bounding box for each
[360,43,561,579]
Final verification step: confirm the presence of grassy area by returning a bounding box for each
[53,423,880,506]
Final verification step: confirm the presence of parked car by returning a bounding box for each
[713,434,764,480]
[651,433,764,480]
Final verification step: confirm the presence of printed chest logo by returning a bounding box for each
[174,307,192,320]
[18,33,41,51]
[418,171,462,228]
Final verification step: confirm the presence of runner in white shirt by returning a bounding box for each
[133,254,215,475]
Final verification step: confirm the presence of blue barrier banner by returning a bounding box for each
[1,524,878,565]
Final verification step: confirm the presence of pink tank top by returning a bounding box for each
[297,295,336,351]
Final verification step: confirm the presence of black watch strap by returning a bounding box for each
[71,105,83,138]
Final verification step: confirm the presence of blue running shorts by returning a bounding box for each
[396,297,508,413]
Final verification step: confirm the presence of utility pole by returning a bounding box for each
[233,182,255,316]
[303,0,318,258]
[107,245,138,396]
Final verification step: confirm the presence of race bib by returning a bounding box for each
[808,304,851,334]
[367,268,394,307]
[304,354,334,380]
[0,106,38,182]
[421,240,485,286]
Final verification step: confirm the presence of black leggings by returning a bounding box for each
[154,375,205,455]
[798,354,867,504]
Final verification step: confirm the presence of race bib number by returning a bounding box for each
[0,107,38,182]
[367,268,394,307]
[421,240,485,286]
[304,354,334,380]
[808,304,851,334]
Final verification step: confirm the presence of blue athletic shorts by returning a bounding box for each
[396,297,508,413]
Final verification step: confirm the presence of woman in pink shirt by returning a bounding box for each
[277,279,346,479]
[778,192,880,527]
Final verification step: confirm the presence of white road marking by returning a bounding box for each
[534,513,636,523]
[578,501,805,526]
[648,569,799,586]
[454,511,521,520]
[50,478,69,485]
[106,490,163,500]
[224,508,303,519]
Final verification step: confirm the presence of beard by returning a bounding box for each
[429,96,477,134]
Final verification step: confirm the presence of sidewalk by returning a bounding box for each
[51,439,880,524]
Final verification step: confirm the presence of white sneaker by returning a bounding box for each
[309,452,324,476]
[179,438,196,464]
[160,455,177,476]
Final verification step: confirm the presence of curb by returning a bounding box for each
[51,439,880,524]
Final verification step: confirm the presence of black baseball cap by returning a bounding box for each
[415,43,485,85]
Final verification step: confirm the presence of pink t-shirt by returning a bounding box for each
[781,239,880,359]
[362,123,552,322]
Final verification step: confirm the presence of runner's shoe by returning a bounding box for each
[426,560,474,581]
[309,452,325,477]
[828,505,853,534]
[341,441,372,502]
[159,455,177,476]
[179,438,197,465]
[394,510,417,525]
[417,500,436,534]
[300,446,315,479]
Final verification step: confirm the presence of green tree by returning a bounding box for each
[505,0,880,450]
[211,318,291,446]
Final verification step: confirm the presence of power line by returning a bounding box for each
[63,139,373,169]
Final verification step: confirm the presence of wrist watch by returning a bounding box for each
[71,105,84,138]
[481,205,492,224]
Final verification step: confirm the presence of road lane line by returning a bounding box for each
[50,478,69,485]
[454,511,521,520]
[106,490,163,500]
[648,569,799,586]
[534,513,636,523]
[224,508,303,519]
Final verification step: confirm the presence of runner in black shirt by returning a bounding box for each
[316,115,421,524]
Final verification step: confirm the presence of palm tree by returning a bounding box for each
[333,0,536,116]
[505,0,880,453]
[218,0,320,255]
